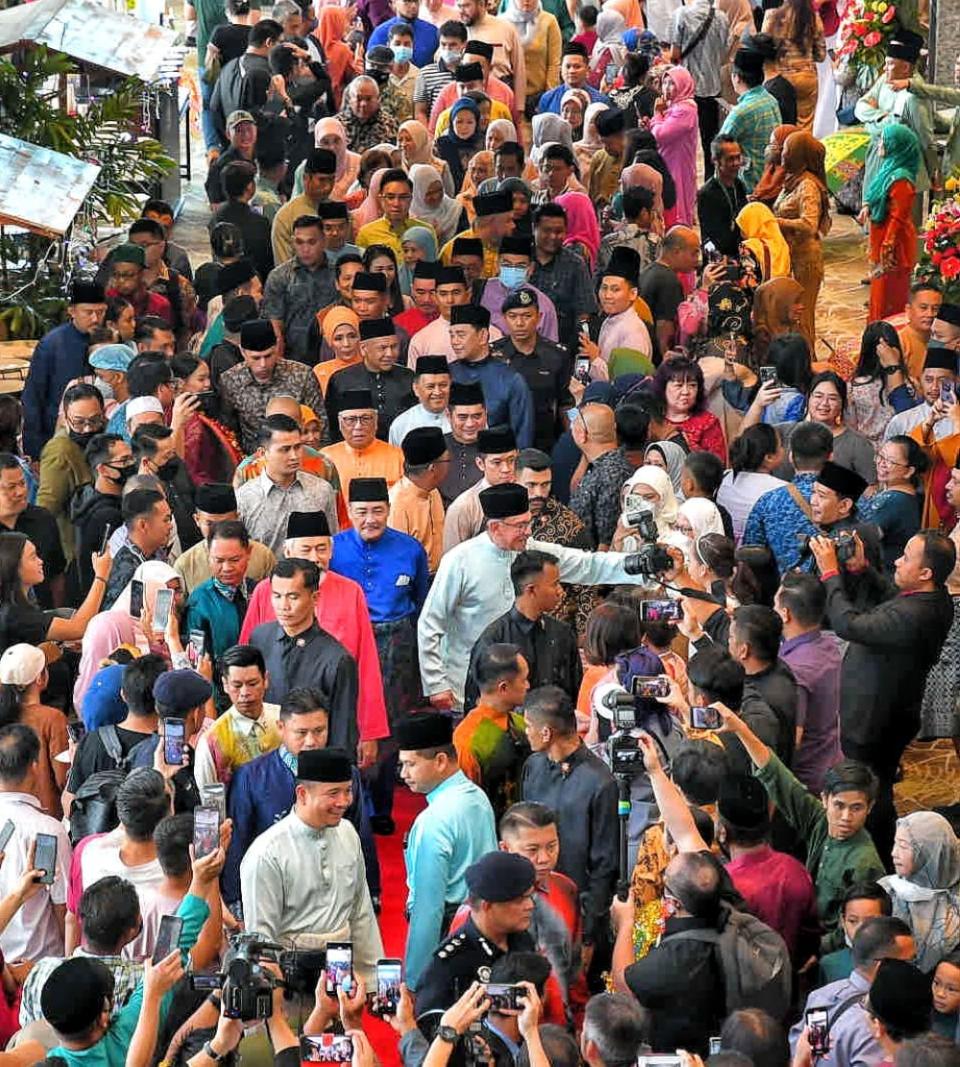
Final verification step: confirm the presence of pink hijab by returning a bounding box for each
[350,168,389,230]
[663,66,697,112]
[555,190,601,270]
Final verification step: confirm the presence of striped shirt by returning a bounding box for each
[413,62,455,113]
[672,0,730,99]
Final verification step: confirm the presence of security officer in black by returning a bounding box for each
[414,851,538,1038]
[491,287,574,453]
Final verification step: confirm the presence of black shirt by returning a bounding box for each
[325,363,416,442]
[491,336,574,452]
[70,487,123,593]
[4,504,66,609]
[624,915,727,1055]
[439,436,482,507]
[0,602,51,654]
[465,606,582,711]
[210,23,251,63]
[208,202,274,282]
[765,75,798,126]
[521,743,619,943]
[208,339,244,392]
[744,660,798,767]
[66,724,155,794]
[638,261,685,327]
[696,176,748,258]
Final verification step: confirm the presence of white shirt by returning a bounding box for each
[717,470,786,543]
[0,792,71,962]
[883,402,953,442]
[388,404,452,448]
[78,827,164,961]
[408,317,504,363]
[239,810,383,983]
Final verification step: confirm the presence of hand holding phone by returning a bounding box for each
[34,833,58,886]
[153,587,174,634]
[153,914,184,964]
[193,805,221,860]
[163,718,186,767]
[129,579,144,620]
[324,942,353,996]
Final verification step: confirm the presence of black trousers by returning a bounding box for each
[695,95,721,182]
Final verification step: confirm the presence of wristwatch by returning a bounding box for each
[436,1025,460,1045]
[203,1042,226,1062]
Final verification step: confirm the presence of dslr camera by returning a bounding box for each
[799,529,857,565]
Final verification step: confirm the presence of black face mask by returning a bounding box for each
[69,429,97,449]
[106,462,138,486]
[157,458,179,479]
[366,67,389,86]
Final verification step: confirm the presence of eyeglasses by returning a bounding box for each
[810,392,842,406]
[340,414,376,426]
[876,453,907,467]
[381,192,412,202]
[68,415,106,430]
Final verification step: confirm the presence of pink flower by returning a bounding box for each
[864,30,882,45]
[881,7,896,22]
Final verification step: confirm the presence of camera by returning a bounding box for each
[623,544,674,578]
[623,506,660,543]
[189,933,327,1020]
[798,529,857,564]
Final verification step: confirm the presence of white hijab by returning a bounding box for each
[409,162,463,245]
[620,465,680,537]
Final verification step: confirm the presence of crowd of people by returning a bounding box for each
[2,0,960,1063]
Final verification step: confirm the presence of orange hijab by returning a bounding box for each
[316,7,354,101]
[750,124,798,204]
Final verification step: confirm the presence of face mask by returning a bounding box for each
[157,458,179,479]
[366,67,389,86]
[68,429,97,449]
[499,266,527,290]
[441,48,463,65]
[106,462,138,486]
[392,45,413,64]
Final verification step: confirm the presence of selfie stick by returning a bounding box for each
[616,775,631,901]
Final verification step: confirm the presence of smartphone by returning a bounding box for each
[163,718,186,766]
[636,1058,683,1066]
[578,320,591,338]
[202,783,227,821]
[0,819,14,853]
[703,239,720,262]
[153,914,184,963]
[640,599,682,623]
[67,720,86,745]
[574,356,590,380]
[34,832,58,886]
[324,942,353,996]
[691,705,721,730]
[604,62,619,84]
[153,587,174,633]
[99,523,113,556]
[300,1034,354,1063]
[129,578,144,619]
[187,629,205,668]
[759,365,778,386]
[709,1037,722,1055]
[193,805,221,860]
[373,958,402,1017]
[941,380,955,404]
[631,674,671,699]
[806,1007,830,1056]
[484,982,522,1011]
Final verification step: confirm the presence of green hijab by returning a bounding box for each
[865,124,921,223]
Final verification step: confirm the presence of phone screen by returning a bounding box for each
[153,587,174,633]
[300,1034,354,1064]
[640,599,681,623]
[941,380,955,404]
[806,1007,830,1055]
[34,832,58,885]
[193,806,220,859]
[574,356,590,379]
[691,705,721,730]
[375,959,402,1016]
[188,629,205,669]
[0,819,14,853]
[67,720,86,745]
[153,914,184,963]
[129,579,144,619]
[324,942,353,995]
[163,718,186,766]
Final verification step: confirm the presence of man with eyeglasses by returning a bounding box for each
[321,387,405,500]
[104,244,173,327]
[0,454,66,609]
[331,477,429,834]
[356,169,433,259]
[37,383,105,569]
[443,425,519,551]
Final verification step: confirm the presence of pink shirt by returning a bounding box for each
[725,844,817,960]
[238,570,389,741]
[429,75,520,131]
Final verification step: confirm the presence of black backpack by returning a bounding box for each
[68,726,133,845]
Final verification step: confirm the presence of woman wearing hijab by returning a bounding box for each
[574,101,608,175]
[644,441,687,499]
[292,118,361,201]
[676,497,726,540]
[589,9,627,89]
[502,0,562,114]
[750,124,799,206]
[861,123,921,322]
[435,96,484,192]
[650,67,699,225]
[399,226,439,295]
[315,8,358,109]
[773,130,831,349]
[752,277,806,364]
[74,561,184,707]
[316,306,363,393]
[499,177,534,238]
[561,90,589,141]
[736,203,792,281]
[881,812,960,973]
[398,119,455,195]
[351,167,390,231]
[409,162,467,244]
[531,112,576,165]
[614,466,680,550]
[555,190,600,269]
[485,118,519,152]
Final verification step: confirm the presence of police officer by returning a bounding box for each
[414,851,538,1032]
[491,288,574,453]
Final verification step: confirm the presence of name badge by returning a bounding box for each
[396,574,411,586]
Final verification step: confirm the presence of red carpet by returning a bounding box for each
[363,787,426,1066]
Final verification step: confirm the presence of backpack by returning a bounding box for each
[670,903,792,1021]
[68,726,133,845]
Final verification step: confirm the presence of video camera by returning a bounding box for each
[189,933,328,1020]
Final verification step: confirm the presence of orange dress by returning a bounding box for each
[869,179,917,323]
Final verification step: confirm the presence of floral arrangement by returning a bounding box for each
[915,187,960,299]
[836,0,899,74]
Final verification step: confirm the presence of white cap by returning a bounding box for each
[0,644,46,687]
[125,396,164,424]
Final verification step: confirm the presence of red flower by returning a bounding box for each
[941,257,960,280]
[881,7,896,22]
